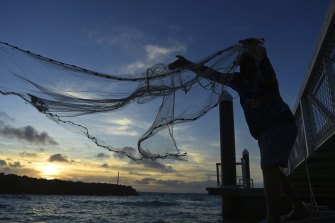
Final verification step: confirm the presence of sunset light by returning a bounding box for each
[0,0,329,193]
[38,163,60,179]
[0,1,333,222]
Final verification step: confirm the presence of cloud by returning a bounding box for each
[105,118,139,137]
[19,152,38,158]
[85,24,187,73]
[138,160,174,173]
[0,159,7,166]
[109,118,132,126]
[145,44,186,60]
[0,122,58,145]
[8,162,22,168]
[122,42,187,74]
[105,126,138,137]
[135,177,217,193]
[96,153,110,159]
[113,146,175,173]
[113,146,137,159]
[49,154,69,162]
[100,163,109,168]
[127,171,148,176]
[123,62,146,73]
[0,158,22,168]
[135,177,156,185]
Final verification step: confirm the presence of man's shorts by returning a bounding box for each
[258,122,298,169]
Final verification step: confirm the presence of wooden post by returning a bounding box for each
[242,148,251,188]
[219,91,237,219]
[216,163,220,187]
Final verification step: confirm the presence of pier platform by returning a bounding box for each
[206,186,335,222]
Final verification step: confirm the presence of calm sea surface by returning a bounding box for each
[0,193,222,223]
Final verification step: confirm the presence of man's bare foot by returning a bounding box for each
[281,207,308,221]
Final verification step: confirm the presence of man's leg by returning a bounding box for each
[262,165,281,223]
[279,172,306,220]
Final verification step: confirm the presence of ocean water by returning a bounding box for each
[0,193,222,223]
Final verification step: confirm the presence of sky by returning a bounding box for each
[0,0,331,193]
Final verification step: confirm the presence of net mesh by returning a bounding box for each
[0,41,243,160]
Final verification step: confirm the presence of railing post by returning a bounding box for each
[300,97,314,156]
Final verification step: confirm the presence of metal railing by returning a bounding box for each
[216,159,254,188]
[287,0,335,175]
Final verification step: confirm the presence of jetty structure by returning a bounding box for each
[207,0,335,222]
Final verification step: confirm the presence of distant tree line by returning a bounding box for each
[0,173,138,196]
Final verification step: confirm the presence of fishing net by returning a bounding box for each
[0,41,245,160]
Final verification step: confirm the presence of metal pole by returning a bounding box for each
[219,91,237,219]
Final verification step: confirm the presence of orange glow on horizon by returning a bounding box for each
[37,163,61,180]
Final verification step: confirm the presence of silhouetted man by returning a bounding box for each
[169,38,307,223]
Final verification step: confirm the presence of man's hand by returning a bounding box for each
[168,55,193,70]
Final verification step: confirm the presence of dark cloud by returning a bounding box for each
[8,162,22,168]
[128,171,148,176]
[156,179,217,190]
[0,122,58,145]
[113,146,137,159]
[134,178,217,192]
[19,152,37,158]
[96,153,110,159]
[49,154,69,162]
[0,159,7,166]
[100,163,109,168]
[135,177,156,185]
[138,160,174,173]
[155,179,185,187]
[114,146,174,173]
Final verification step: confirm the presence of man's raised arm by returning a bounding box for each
[168,55,234,85]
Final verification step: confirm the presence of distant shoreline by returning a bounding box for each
[0,173,138,196]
